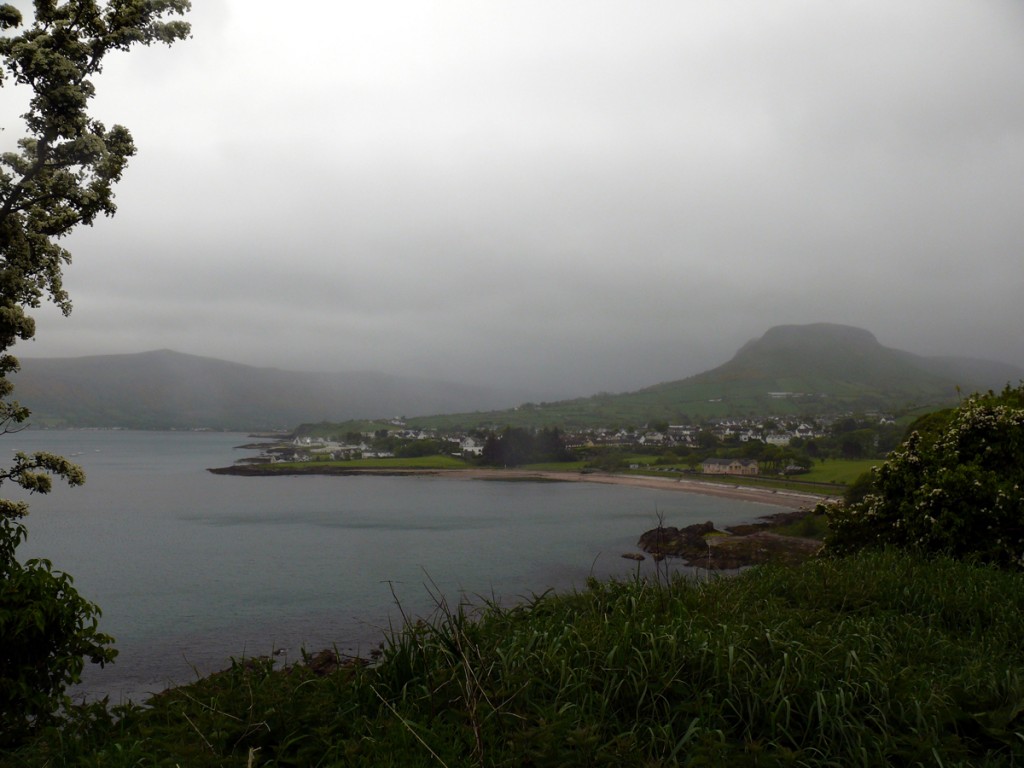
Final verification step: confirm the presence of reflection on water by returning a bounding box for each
[12,430,776,702]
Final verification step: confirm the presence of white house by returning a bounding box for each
[460,437,485,457]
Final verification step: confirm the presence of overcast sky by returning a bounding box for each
[8,1,1024,400]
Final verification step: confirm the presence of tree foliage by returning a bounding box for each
[481,427,572,467]
[0,0,190,744]
[824,384,1024,567]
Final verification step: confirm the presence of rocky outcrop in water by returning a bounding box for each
[638,513,822,570]
[637,521,717,560]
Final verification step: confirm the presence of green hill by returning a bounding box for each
[409,324,1023,429]
[635,324,971,416]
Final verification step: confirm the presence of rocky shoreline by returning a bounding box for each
[636,509,824,570]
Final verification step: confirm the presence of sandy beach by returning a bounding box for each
[212,462,834,511]
[449,469,833,510]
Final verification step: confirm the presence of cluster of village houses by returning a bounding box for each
[270,417,871,476]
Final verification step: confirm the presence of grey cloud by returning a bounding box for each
[18,0,1024,401]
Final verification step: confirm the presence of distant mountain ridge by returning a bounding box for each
[10,325,1023,431]
[11,350,527,431]
[409,323,1024,429]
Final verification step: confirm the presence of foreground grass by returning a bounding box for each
[11,551,1024,766]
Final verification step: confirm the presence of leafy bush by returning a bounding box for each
[824,384,1024,566]
[0,514,116,747]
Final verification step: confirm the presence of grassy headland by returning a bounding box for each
[13,550,1024,766]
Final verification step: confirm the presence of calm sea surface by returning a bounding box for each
[11,430,778,703]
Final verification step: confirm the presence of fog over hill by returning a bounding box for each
[12,325,1024,431]
[11,350,531,431]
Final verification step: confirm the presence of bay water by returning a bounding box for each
[11,430,778,703]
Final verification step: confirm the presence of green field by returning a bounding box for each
[800,459,881,485]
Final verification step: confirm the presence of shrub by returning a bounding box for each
[824,383,1024,566]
